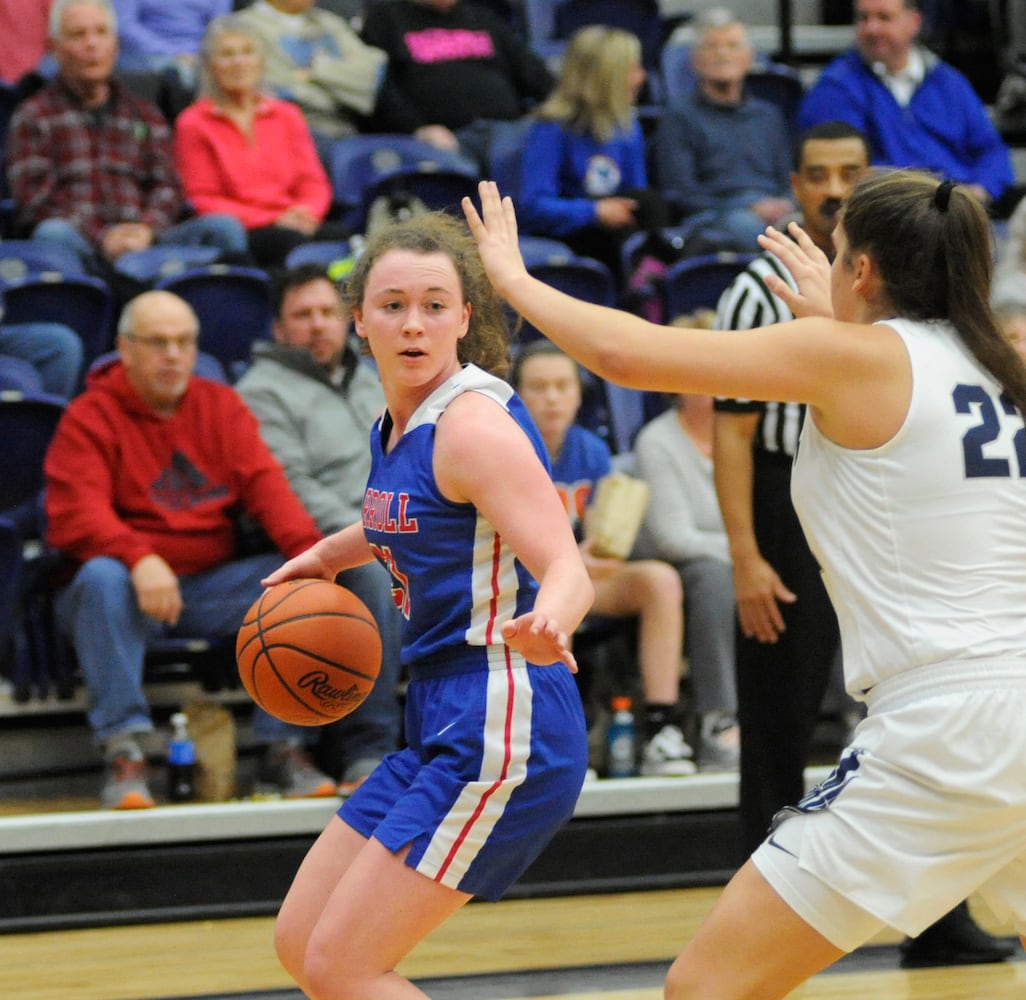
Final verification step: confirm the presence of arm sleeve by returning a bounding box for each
[634,424,730,564]
[282,104,333,219]
[655,108,718,215]
[519,122,600,236]
[223,397,324,558]
[137,108,183,233]
[238,382,356,536]
[5,108,63,233]
[44,407,156,569]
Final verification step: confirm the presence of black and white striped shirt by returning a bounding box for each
[713,253,805,458]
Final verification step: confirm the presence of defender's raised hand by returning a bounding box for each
[462,181,530,298]
[758,221,834,319]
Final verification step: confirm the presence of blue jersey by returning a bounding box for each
[362,364,548,670]
[344,364,588,901]
[550,423,612,536]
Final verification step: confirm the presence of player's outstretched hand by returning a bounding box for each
[502,613,578,673]
[758,221,833,319]
[462,180,529,299]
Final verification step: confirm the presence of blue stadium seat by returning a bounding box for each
[328,134,480,234]
[154,265,272,379]
[0,241,86,280]
[663,251,756,320]
[0,273,115,373]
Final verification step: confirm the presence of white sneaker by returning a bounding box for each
[698,712,740,772]
[640,724,697,777]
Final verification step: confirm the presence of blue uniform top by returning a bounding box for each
[549,422,612,536]
[362,364,549,672]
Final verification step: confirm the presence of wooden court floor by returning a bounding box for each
[2,886,1023,1000]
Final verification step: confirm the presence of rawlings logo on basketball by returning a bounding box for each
[298,671,367,712]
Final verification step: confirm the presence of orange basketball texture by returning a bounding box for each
[236,579,382,726]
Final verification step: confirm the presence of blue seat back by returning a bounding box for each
[0,241,86,280]
[328,134,480,233]
[663,252,756,320]
[153,265,273,377]
[0,391,66,517]
[0,273,115,369]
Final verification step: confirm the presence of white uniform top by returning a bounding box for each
[792,317,1026,696]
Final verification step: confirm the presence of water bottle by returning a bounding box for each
[606,696,637,778]
[167,711,197,803]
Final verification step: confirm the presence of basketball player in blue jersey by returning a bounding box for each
[465,174,1026,998]
[262,212,593,999]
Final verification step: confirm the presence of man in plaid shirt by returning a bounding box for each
[5,0,246,274]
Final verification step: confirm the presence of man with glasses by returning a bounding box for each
[44,290,336,809]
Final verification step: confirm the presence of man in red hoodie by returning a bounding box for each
[45,289,333,809]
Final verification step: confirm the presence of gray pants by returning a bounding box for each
[677,557,737,717]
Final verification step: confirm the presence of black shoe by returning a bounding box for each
[899,902,1017,969]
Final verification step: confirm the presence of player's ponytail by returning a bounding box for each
[842,170,1026,419]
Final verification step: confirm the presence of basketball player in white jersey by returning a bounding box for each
[465,172,1026,998]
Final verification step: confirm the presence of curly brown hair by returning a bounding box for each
[339,211,513,378]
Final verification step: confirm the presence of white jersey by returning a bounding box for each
[792,318,1026,695]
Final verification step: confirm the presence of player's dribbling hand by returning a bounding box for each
[502,614,578,673]
[758,222,833,320]
[262,548,337,588]
[462,181,529,299]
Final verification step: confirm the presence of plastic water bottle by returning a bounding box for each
[167,712,196,803]
[607,696,636,778]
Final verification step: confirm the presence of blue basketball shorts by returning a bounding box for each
[339,647,588,901]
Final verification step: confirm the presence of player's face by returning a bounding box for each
[274,278,348,370]
[791,138,869,251]
[119,295,198,414]
[692,24,752,88]
[54,0,117,90]
[353,249,470,395]
[516,353,582,449]
[855,0,920,74]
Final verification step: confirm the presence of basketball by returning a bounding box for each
[236,578,382,726]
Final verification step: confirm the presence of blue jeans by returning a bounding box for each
[55,554,305,746]
[0,322,83,398]
[32,214,248,271]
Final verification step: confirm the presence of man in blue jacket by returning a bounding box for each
[798,0,1015,212]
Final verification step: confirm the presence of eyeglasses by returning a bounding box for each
[125,333,199,353]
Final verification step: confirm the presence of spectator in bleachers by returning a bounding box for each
[232,0,389,154]
[174,15,351,268]
[518,25,664,282]
[44,289,338,809]
[235,264,402,792]
[0,322,83,397]
[360,0,554,169]
[512,340,697,778]
[5,0,248,283]
[797,0,1016,213]
[112,0,231,90]
[0,1,54,86]
[654,7,795,252]
[633,385,739,772]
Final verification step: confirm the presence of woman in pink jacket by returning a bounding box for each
[174,15,349,268]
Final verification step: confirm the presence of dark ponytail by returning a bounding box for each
[841,170,1026,419]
